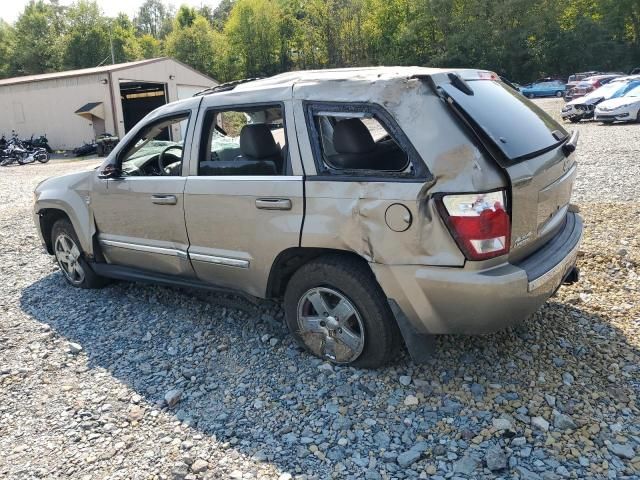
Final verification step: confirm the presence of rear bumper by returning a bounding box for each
[373,212,583,335]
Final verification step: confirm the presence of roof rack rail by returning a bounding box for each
[193,78,263,97]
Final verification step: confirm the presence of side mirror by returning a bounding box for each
[98,164,123,179]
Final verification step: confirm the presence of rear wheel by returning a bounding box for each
[52,218,107,288]
[556,91,564,97]
[526,93,534,99]
[284,255,401,368]
[36,151,50,163]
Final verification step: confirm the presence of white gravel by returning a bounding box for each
[1,103,639,480]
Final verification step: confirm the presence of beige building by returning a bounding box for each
[0,57,216,150]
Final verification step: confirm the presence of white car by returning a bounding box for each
[594,83,640,123]
[561,78,640,123]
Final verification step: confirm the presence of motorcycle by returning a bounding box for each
[0,136,50,166]
[23,134,53,153]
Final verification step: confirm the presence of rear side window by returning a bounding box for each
[305,102,428,179]
[440,80,568,161]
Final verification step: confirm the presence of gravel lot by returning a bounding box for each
[1,100,639,480]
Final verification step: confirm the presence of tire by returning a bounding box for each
[569,117,580,123]
[636,110,640,123]
[284,254,401,368]
[51,218,108,289]
[556,91,563,97]
[36,151,50,163]
[526,93,534,99]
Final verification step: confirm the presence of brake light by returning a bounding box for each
[437,191,511,260]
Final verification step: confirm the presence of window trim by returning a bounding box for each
[303,101,432,182]
[116,110,193,175]
[196,101,292,177]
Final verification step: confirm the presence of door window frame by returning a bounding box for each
[303,101,431,182]
[196,101,293,177]
[112,110,193,178]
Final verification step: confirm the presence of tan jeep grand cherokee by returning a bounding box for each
[34,67,582,368]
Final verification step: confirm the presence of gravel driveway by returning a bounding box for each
[1,100,639,480]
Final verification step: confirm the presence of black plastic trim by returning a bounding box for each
[91,263,258,300]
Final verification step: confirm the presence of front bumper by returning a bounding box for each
[373,212,583,335]
[595,110,632,121]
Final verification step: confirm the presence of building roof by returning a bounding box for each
[0,57,214,87]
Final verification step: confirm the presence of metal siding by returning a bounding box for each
[0,59,215,149]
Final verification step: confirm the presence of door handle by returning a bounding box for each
[255,198,292,210]
[151,194,177,205]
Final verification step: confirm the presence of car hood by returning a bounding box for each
[597,97,640,109]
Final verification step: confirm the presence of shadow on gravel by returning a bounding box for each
[19,271,639,477]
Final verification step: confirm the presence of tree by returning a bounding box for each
[135,0,172,38]
[224,0,281,77]
[61,0,110,69]
[139,34,162,59]
[0,21,16,78]
[165,14,219,77]
[110,13,142,63]
[10,0,64,75]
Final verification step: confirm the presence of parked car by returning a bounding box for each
[564,74,623,101]
[561,77,640,122]
[595,82,640,123]
[519,79,566,98]
[33,68,582,367]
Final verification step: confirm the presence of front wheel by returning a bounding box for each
[51,218,108,289]
[284,255,401,368]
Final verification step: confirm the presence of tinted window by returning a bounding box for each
[440,80,568,161]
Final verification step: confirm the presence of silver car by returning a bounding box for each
[34,68,582,368]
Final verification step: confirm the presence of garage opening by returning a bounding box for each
[120,81,167,136]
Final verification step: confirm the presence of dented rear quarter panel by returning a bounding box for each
[293,75,506,267]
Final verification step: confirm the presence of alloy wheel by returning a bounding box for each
[296,287,365,363]
[54,233,85,285]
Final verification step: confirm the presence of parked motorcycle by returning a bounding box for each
[0,135,50,166]
[23,134,53,153]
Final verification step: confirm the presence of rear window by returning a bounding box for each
[440,80,567,161]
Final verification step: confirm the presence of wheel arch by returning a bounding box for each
[36,204,94,257]
[266,247,371,299]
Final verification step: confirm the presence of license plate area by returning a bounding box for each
[537,164,577,234]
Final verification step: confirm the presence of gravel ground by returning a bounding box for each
[1,101,639,480]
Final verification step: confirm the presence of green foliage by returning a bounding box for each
[1,0,639,84]
[165,14,219,78]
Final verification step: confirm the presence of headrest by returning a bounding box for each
[240,124,280,159]
[333,118,375,154]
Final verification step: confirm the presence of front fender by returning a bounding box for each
[34,171,95,255]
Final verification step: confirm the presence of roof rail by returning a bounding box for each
[193,78,263,97]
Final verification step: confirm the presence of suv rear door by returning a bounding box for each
[183,92,304,298]
[429,71,578,261]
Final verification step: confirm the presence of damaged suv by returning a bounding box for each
[34,68,582,368]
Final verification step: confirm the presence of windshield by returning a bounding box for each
[624,84,640,98]
[440,80,567,161]
[585,81,625,100]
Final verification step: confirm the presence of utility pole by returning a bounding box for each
[110,28,115,64]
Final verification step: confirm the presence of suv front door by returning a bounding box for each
[91,111,195,277]
[183,99,304,297]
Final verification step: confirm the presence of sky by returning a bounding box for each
[1,0,222,24]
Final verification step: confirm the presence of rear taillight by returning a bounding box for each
[437,190,511,260]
